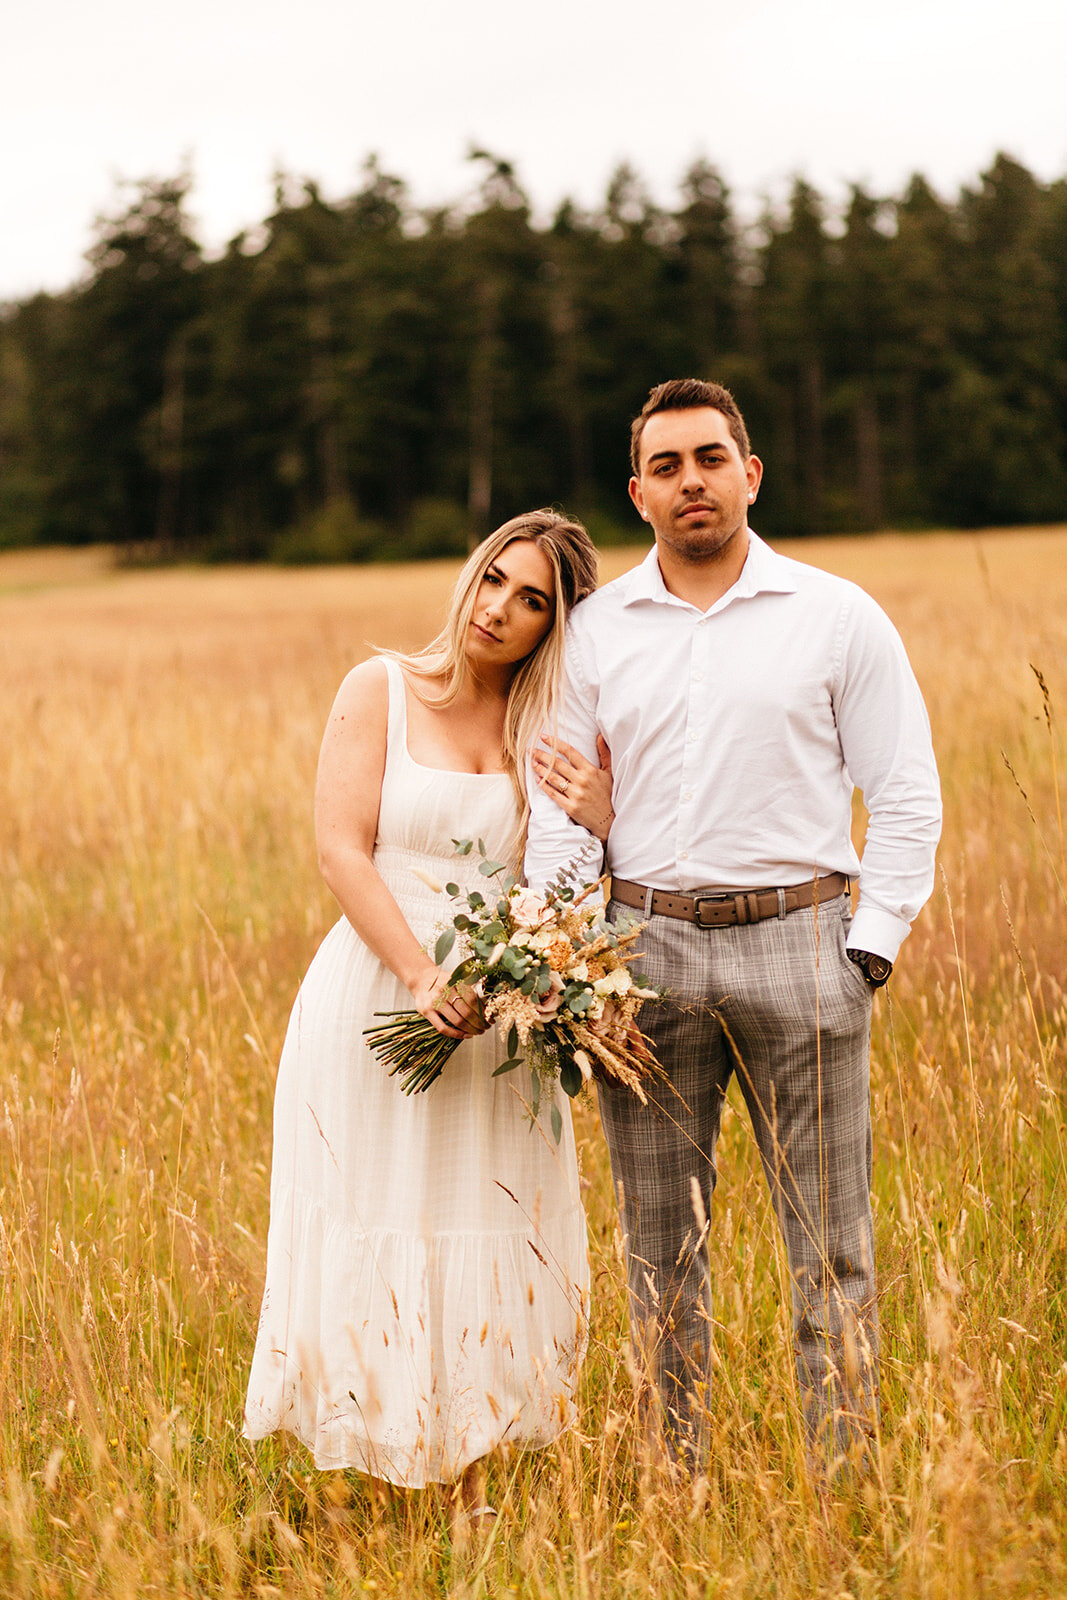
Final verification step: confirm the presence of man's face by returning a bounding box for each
[628,407,762,563]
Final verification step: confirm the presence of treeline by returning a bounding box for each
[2,151,1067,558]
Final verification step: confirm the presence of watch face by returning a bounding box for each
[867,955,892,985]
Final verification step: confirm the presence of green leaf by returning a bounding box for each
[453,839,473,855]
[550,1103,563,1144]
[501,872,516,894]
[535,966,553,996]
[493,1057,522,1076]
[531,1072,541,1117]
[520,974,536,995]
[507,1025,519,1057]
[479,859,505,877]
[453,914,470,930]
[434,928,456,965]
[559,1058,583,1097]
[477,838,486,856]
[445,882,459,897]
[468,892,485,909]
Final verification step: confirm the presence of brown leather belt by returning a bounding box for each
[610,872,850,928]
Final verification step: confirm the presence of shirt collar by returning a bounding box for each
[620,530,799,611]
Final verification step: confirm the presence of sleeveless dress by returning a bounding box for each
[244,658,589,1485]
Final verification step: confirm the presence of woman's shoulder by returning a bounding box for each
[327,656,391,729]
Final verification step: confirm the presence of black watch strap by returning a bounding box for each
[846,948,893,988]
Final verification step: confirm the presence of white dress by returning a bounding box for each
[244,658,589,1485]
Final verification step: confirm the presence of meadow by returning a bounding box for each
[0,528,1065,1599]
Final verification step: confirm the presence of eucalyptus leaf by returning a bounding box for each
[453,839,473,855]
[559,1058,583,1098]
[550,1103,563,1144]
[477,838,486,856]
[445,882,459,897]
[434,928,456,964]
[492,1058,522,1076]
[507,1025,519,1057]
[478,859,505,877]
[531,1072,541,1117]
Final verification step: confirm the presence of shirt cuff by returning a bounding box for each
[846,905,912,964]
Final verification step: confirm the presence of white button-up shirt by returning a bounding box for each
[525,533,942,962]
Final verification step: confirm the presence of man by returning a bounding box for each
[525,378,941,1467]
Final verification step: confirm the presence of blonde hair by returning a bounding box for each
[391,509,598,848]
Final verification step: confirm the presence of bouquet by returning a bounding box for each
[364,840,662,1133]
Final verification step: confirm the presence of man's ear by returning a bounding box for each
[628,476,648,521]
[745,455,764,502]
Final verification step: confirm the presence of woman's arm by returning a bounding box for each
[531,733,615,842]
[315,659,480,1039]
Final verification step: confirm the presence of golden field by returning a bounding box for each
[0,528,1065,1599]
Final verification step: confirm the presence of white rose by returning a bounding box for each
[510,887,551,929]
[593,968,633,998]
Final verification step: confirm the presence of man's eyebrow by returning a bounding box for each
[487,561,552,602]
[646,441,728,463]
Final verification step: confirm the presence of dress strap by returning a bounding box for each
[381,657,407,759]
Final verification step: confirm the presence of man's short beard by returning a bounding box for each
[662,518,743,562]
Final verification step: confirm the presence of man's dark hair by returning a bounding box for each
[629,378,751,475]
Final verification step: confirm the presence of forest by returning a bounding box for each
[2,149,1066,558]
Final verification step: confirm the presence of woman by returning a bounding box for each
[244,510,610,1503]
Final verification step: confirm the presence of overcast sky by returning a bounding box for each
[5,0,1065,300]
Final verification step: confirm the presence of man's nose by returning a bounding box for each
[679,457,707,492]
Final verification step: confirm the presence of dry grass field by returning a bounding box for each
[0,528,1065,1598]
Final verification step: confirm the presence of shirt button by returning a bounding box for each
[692,669,704,682]
[682,790,693,802]
[687,730,697,743]
[679,850,689,860]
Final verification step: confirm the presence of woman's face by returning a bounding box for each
[467,539,557,670]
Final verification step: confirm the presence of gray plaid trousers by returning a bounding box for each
[598,892,877,1462]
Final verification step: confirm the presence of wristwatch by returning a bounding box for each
[846,948,893,988]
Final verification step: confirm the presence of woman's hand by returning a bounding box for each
[410,965,487,1041]
[532,733,615,841]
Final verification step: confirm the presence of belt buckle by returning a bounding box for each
[695,892,730,927]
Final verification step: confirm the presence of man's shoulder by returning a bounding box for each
[765,546,881,615]
[568,563,646,633]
